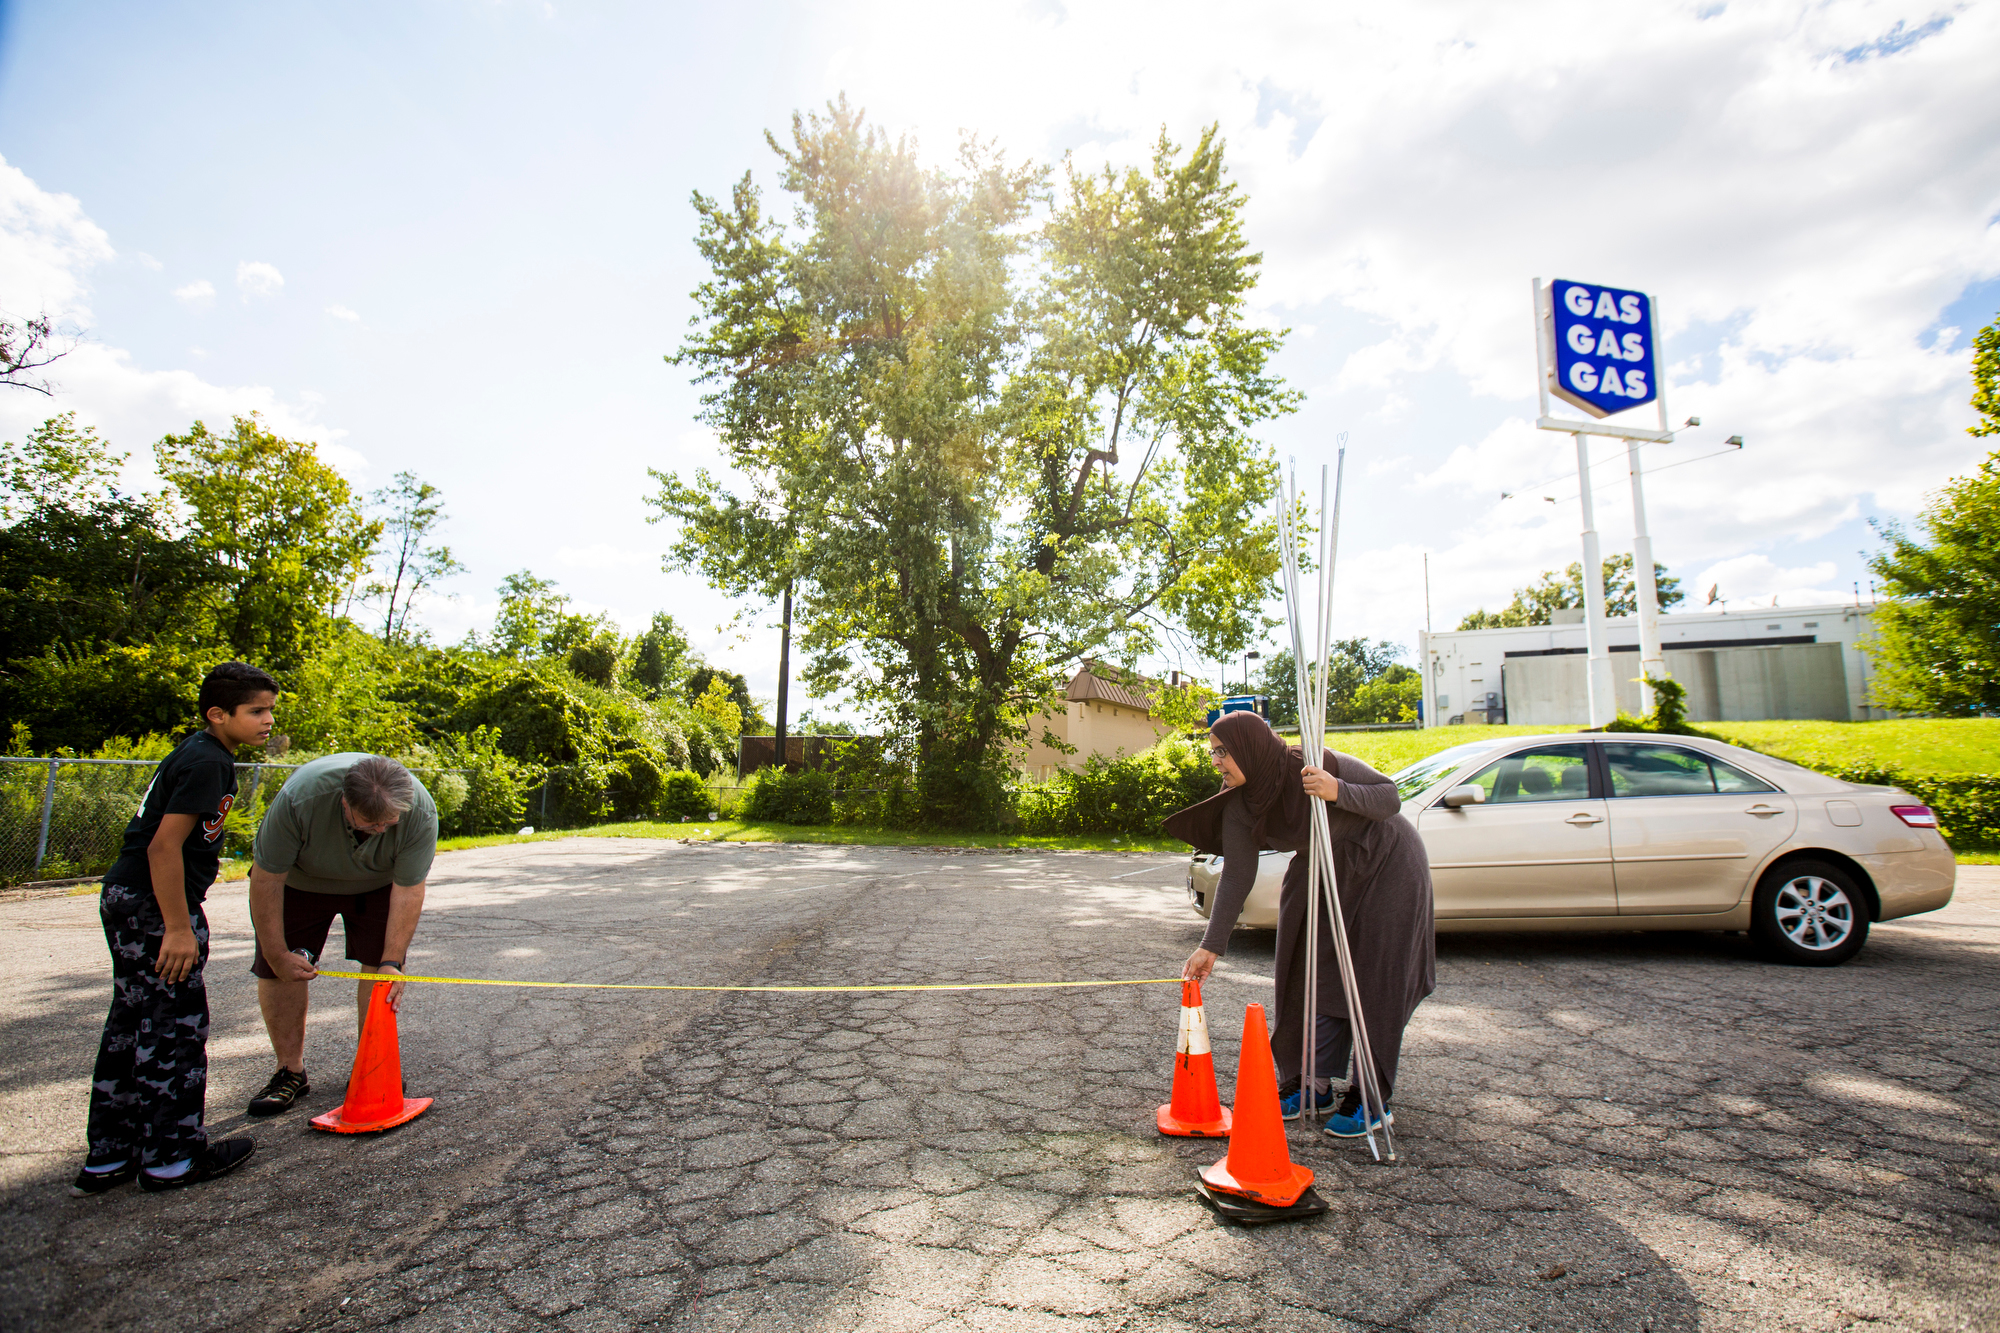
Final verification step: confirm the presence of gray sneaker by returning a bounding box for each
[248,1067,310,1116]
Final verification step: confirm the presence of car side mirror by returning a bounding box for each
[1441,784,1486,809]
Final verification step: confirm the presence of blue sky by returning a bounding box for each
[1,0,1995,713]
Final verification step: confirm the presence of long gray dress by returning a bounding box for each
[1197,750,1436,1097]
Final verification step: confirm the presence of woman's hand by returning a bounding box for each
[1183,947,1218,982]
[1302,765,1340,801]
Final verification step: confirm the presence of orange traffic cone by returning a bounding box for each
[1197,1003,1315,1208]
[1157,980,1232,1137]
[310,981,432,1134]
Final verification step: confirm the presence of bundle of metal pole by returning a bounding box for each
[1274,450,1396,1162]
[1277,461,1321,1120]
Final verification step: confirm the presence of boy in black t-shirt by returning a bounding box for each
[71,662,278,1196]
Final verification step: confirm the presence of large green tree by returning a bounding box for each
[654,102,1296,822]
[1260,640,1416,727]
[628,612,692,699]
[154,415,380,669]
[1864,308,2000,715]
[366,471,464,644]
[1459,554,1683,629]
[0,415,217,664]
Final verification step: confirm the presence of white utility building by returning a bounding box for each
[1417,602,1882,726]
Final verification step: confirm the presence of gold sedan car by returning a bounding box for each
[1185,732,1955,966]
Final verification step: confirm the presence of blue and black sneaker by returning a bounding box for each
[1278,1085,1338,1121]
[69,1159,137,1197]
[1321,1085,1393,1138]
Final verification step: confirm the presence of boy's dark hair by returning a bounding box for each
[198,662,279,720]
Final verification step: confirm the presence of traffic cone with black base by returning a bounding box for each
[311,981,431,1134]
[1195,1002,1327,1223]
[1157,980,1231,1137]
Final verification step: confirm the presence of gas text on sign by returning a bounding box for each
[1549,280,1659,419]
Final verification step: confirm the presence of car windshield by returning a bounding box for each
[1390,741,1501,800]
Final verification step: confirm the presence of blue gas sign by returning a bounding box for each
[1550,279,1657,419]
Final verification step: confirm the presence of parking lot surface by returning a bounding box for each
[1,841,1994,1332]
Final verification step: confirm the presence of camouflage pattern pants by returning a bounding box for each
[85,883,210,1168]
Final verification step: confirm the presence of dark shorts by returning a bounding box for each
[250,885,393,979]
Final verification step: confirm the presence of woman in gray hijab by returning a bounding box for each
[1162,710,1435,1137]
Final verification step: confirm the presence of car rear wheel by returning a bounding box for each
[1751,860,1869,966]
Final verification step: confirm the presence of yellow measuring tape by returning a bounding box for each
[317,969,1182,994]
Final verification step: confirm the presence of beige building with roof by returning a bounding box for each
[1019,662,1175,780]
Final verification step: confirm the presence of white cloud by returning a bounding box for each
[133,252,162,271]
[325,304,360,322]
[0,161,363,487]
[0,155,113,320]
[554,543,659,572]
[172,278,215,307]
[1687,555,1847,609]
[235,260,284,298]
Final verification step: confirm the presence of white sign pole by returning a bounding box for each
[1626,439,1661,713]
[1573,432,1616,726]
[1626,295,1674,710]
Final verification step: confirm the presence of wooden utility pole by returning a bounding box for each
[774,581,793,770]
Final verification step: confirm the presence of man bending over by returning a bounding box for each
[245,754,438,1116]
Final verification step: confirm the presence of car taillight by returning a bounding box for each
[1891,805,1938,829]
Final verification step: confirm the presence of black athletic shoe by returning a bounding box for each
[138,1138,254,1193]
[248,1067,310,1116]
[69,1161,138,1196]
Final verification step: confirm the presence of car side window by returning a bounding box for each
[1604,743,1774,796]
[1461,744,1593,804]
[1710,756,1777,793]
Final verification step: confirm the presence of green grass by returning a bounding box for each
[1322,725,1587,775]
[1317,719,2000,778]
[433,820,1187,856]
[1703,719,2000,775]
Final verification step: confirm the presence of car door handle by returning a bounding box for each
[1744,804,1785,816]
[1565,812,1603,826]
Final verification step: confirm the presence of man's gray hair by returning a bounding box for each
[342,756,417,821]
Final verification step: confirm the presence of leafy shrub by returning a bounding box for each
[1016,735,1220,836]
[423,725,536,835]
[429,772,470,824]
[1808,764,2000,848]
[1606,676,1712,738]
[741,768,835,824]
[3,641,207,753]
[660,769,712,820]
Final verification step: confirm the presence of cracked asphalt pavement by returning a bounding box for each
[2,840,1995,1331]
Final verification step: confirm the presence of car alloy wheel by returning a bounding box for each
[1774,875,1855,951]
[1752,859,1869,966]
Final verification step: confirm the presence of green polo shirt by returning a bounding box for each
[252,753,439,894]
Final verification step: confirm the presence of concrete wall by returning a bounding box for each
[1422,603,1883,726]
[1503,641,1851,725]
[1674,642,1849,722]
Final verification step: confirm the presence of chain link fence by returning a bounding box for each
[0,756,466,886]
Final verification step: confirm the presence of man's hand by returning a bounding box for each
[154,925,201,985]
[1301,765,1340,801]
[1183,947,1219,983]
[264,947,318,984]
[375,961,407,1011]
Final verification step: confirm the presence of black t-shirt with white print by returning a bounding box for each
[105,731,239,908]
